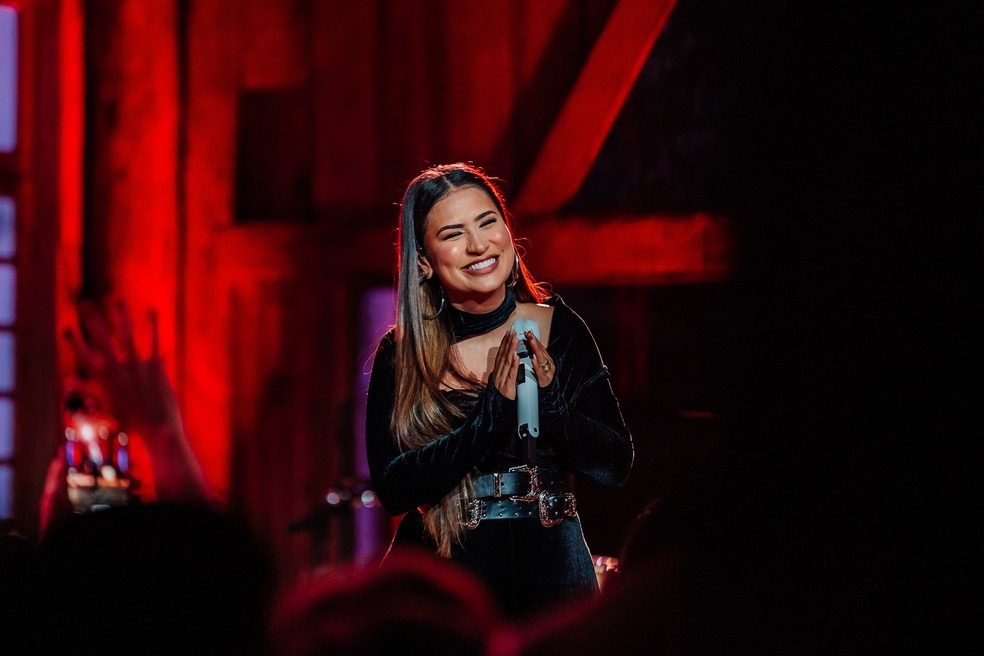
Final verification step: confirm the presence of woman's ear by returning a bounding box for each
[417,252,433,280]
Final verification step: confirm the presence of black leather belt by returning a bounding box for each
[471,498,540,521]
[466,465,577,529]
[473,468,566,500]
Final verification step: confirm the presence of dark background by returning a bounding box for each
[7,2,976,647]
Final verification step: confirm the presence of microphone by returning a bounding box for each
[512,318,541,440]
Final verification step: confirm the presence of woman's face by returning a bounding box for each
[418,185,515,313]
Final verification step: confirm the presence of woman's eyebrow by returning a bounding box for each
[435,210,498,236]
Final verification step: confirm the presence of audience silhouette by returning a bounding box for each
[34,502,275,656]
[268,545,504,656]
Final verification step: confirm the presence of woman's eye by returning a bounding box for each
[441,231,463,241]
[481,218,497,227]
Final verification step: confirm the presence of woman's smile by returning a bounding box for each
[466,256,498,272]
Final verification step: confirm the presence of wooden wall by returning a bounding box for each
[23,0,731,585]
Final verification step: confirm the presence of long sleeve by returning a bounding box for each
[537,300,634,488]
[364,332,516,516]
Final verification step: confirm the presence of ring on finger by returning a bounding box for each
[540,361,551,373]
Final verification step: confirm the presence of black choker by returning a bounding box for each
[447,288,517,341]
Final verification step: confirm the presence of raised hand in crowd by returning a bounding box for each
[41,298,215,532]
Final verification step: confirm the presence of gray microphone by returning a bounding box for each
[512,318,541,440]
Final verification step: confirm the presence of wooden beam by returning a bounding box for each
[515,0,677,215]
[522,213,732,286]
[216,209,731,289]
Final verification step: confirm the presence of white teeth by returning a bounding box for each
[467,257,496,271]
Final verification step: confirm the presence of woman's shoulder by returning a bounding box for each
[543,293,584,329]
[542,295,603,355]
[379,325,397,345]
[368,326,398,368]
[369,326,396,352]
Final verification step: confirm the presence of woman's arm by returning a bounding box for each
[536,304,634,488]
[364,334,517,515]
[540,368,634,488]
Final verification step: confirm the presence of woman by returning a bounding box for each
[365,162,633,618]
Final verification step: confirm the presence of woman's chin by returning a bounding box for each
[448,286,508,311]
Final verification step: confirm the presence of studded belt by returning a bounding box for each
[465,465,577,529]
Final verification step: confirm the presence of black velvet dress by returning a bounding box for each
[364,294,634,618]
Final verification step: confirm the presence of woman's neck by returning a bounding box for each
[446,287,517,341]
[448,287,507,315]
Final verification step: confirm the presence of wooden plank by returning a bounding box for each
[515,0,677,215]
[522,213,732,286]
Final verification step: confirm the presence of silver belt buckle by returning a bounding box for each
[538,491,577,527]
[508,464,540,502]
[465,498,484,530]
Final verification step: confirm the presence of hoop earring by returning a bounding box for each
[422,285,446,320]
[507,251,520,288]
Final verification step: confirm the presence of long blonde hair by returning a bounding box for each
[391,163,548,556]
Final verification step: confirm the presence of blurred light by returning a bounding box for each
[0,331,13,393]
[86,442,103,466]
[116,434,129,474]
[0,397,11,460]
[353,286,396,563]
[0,197,14,258]
[325,490,341,505]
[78,421,95,442]
[0,465,11,517]
[0,265,13,326]
[0,7,16,152]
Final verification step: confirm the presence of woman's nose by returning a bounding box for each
[466,230,488,253]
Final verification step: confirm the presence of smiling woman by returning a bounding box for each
[363,162,635,619]
[416,186,515,313]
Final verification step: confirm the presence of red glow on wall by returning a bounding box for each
[55,0,85,377]
[525,213,731,286]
